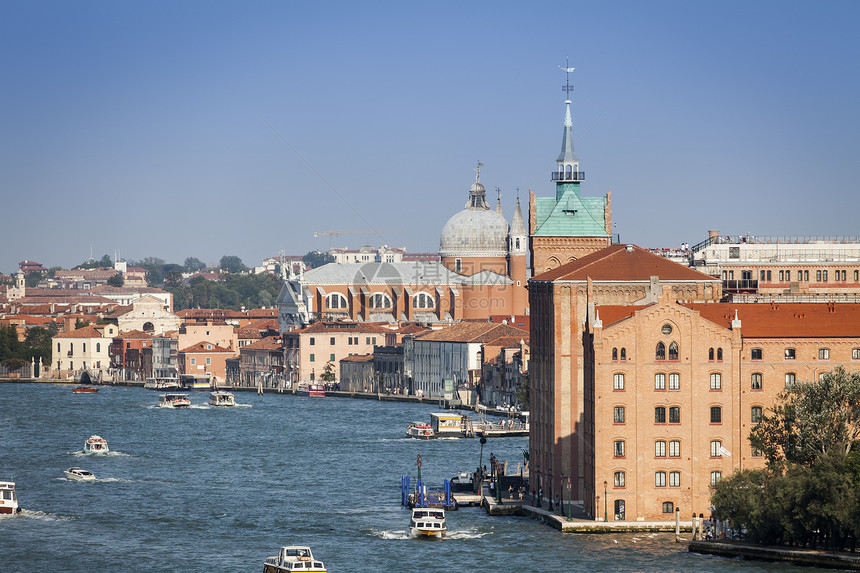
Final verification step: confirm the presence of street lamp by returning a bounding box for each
[603,480,608,522]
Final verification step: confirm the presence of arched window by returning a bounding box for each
[515,238,520,249]
[612,348,618,361]
[717,347,723,361]
[613,471,625,487]
[668,342,679,361]
[656,342,666,361]
[96,343,100,353]
[413,292,435,309]
[326,293,348,309]
[369,293,392,309]
[620,348,626,361]
[708,348,714,361]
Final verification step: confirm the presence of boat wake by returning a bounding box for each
[1,509,74,522]
[70,450,130,457]
[447,529,491,539]
[373,528,489,540]
[374,529,411,540]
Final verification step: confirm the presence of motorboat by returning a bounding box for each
[406,421,435,439]
[144,378,181,390]
[0,481,19,514]
[72,386,98,393]
[158,393,191,408]
[430,412,464,438]
[208,391,236,407]
[83,435,109,454]
[409,508,447,538]
[64,467,96,481]
[296,383,325,397]
[263,546,327,572]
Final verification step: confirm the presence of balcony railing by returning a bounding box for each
[722,279,759,293]
[551,171,585,182]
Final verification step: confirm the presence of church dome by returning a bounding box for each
[439,168,509,258]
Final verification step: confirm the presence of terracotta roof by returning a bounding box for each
[296,321,390,335]
[683,302,860,338]
[484,335,529,348]
[240,337,283,351]
[54,325,104,339]
[415,322,528,343]
[489,314,530,331]
[90,286,165,294]
[340,353,374,363]
[596,305,649,327]
[115,329,153,339]
[237,327,263,339]
[531,244,718,283]
[178,341,234,353]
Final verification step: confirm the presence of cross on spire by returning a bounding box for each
[559,57,575,100]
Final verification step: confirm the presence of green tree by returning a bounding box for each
[132,257,166,286]
[302,250,334,269]
[106,273,124,287]
[75,254,113,269]
[320,361,336,383]
[25,270,42,287]
[75,318,90,330]
[219,255,247,274]
[517,374,530,410]
[184,257,205,272]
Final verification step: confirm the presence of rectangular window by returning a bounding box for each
[751,373,762,390]
[751,348,762,360]
[752,447,763,458]
[372,337,377,345]
[366,337,371,345]
[785,270,790,281]
[817,270,822,281]
[190,358,196,365]
[779,270,784,281]
[710,406,722,424]
[819,348,829,360]
[655,440,666,457]
[767,270,772,281]
[668,373,680,390]
[614,471,625,488]
[669,406,680,424]
[655,471,666,487]
[206,357,211,365]
[710,373,722,390]
[613,406,625,424]
[654,373,665,390]
[663,501,675,514]
[83,343,86,353]
[613,373,624,390]
[759,270,765,281]
[854,348,860,360]
[330,337,335,345]
[669,440,680,457]
[310,354,315,363]
[669,471,680,487]
[711,440,723,457]
[613,441,625,458]
[309,337,315,346]
[804,270,809,281]
[655,406,666,424]
[751,406,763,423]
[330,353,335,362]
[711,471,722,485]
[823,270,829,281]
[785,348,795,360]
[785,372,795,388]
[855,270,859,282]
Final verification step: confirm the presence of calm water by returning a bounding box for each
[1,383,807,572]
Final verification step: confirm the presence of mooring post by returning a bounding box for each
[675,507,680,542]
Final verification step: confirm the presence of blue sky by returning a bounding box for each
[2,1,859,275]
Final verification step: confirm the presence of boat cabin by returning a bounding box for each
[0,481,18,514]
[263,546,326,572]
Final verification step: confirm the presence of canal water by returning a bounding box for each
[1,383,804,572]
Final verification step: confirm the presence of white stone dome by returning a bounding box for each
[439,206,509,258]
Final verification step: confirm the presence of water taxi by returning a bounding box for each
[0,481,19,514]
[406,421,435,439]
[263,546,327,572]
[84,435,109,454]
[158,393,191,408]
[208,391,236,407]
[64,467,96,481]
[409,508,447,538]
[430,412,464,438]
[180,373,212,390]
[144,377,181,390]
[296,383,325,397]
[72,386,98,393]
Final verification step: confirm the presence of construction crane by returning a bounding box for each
[313,229,402,249]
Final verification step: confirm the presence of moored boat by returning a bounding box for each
[263,546,327,572]
[64,467,95,481]
[0,481,19,514]
[83,435,109,454]
[72,386,99,393]
[408,507,447,538]
[296,383,325,397]
[406,421,435,439]
[208,391,236,407]
[158,393,191,408]
[430,412,464,438]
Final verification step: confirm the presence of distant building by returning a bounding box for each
[178,341,233,383]
[52,324,118,378]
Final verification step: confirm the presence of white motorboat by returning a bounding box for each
[65,467,95,481]
[208,391,236,407]
[409,508,447,538]
[84,435,109,454]
[406,421,435,439]
[296,383,325,397]
[158,393,191,408]
[0,481,19,514]
[263,546,327,572]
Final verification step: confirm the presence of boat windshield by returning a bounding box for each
[3,490,13,500]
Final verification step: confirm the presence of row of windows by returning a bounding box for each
[325,292,436,310]
[752,347,860,361]
[310,336,378,346]
[308,354,336,363]
[613,405,763,426]
[58,342,102,353]
[612,372,713,391]
[616,346,860,363]
[749,269,860,283]
[612,470,724,490]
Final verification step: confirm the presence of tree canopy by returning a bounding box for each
[74,254,113,270]
[184,257,205,273]
[163,272,282,311]
[302,250,334,269]
[220,255,247,274]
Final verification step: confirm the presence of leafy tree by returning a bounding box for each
[46,266,62,278]
[131,257,166,286]
[106,273,124,287]
[184,257,205,273]
[163,270,183,289]
[302,250,334,269]
[517,374,530,410]
[219,255,247,274]
[25,270,42,287]
[75,254,113,269]
[320,361,336,383]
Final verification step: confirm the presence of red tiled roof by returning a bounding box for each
[296,321,390,335]
[484,335,529,347]
[54,325,103,339]
[178,341,234,353]
[340,353,374,363]
[416,322,527,343]
[489,314,530,331]
[683,302,860,338]
[240,337,283,351]
[115,329,153,339]
[531,244,717,283]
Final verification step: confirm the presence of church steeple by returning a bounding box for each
[553,60,585,192]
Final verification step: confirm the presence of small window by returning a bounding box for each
[668,373,680,390]
[654,373,665,390]
[708,348,714,361]
[614,471,625,488]
[206,344,212,350]
[711,440,723,457]
[613,406,625,424]
[669,440,680,457]
[710,471,722,485]
[854,348,860,360]
[710,406,722,424]
[190,358,196,365]
[752,447,763,458]
[710,373,722,390]
[662,501,675,514]
[206,357,211,365]
[330,337,335,345]
[668,342,679,361]
[613,440,625,458]
[310,354,315,363]
[620,348,626,361]
[655,471,666,487]
[717,348,723,361]
[613,373,625,391]
[366,337,371,345]
[785,372,796,388]
[83,343,86,353]
[785,348,796,360]
[455,258,462,273]
[855,270,859,282]
[669,471,680,487]
[655,440,666,457]
[751,372,762,390]
[823,270,829,281]
[656,342,666,361]
[330,353,335,362]
[669,406,680,424]
[819,348,829,360]
[612,348,618,361]
[817,270,822,281]
[655,406,666,424]
[804,270,809,281]
[310,337,315,346]
[661,324,673,335]
[751,406,763,423]
[751,348,762,360]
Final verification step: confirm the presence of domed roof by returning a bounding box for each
[439,168,509,258]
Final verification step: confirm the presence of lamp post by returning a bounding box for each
[567,476,572,520]
[603,480,608,522]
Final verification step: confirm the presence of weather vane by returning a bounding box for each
[558,57,575,99]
